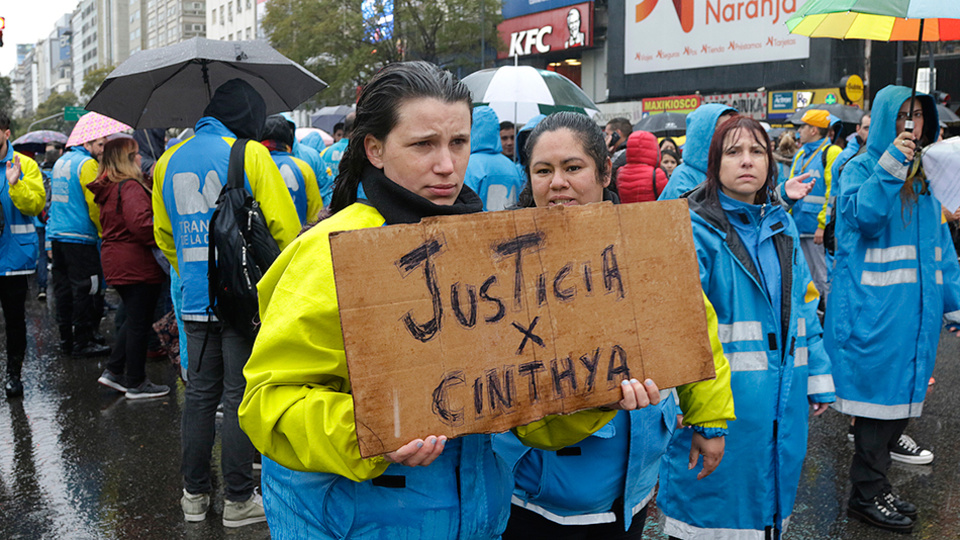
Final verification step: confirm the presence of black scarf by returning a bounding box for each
[359,165,483,225]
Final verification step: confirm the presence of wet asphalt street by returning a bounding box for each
[1,281,959,539]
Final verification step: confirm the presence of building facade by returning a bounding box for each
[206,0,256,41]
[145,0,207,50]
[73,0,100,94]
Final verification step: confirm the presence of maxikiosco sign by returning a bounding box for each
[625,0,809,74]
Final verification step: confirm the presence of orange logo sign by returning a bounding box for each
[635,0,694,33]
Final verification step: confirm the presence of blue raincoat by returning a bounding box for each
[658,185,834,538]
[0,146,44,275]
[493,401,677,531]
[464,107,525,211]
[47,146,101,244]
[658,104,736,201]
[319,138,348,205]
[270,150,323,226]
[825,85,960,420]
[788,135,841,236]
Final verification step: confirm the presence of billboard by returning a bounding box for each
[703,92,767,120]
[624,0,809,75]
[503,0,587,20]
[498,2,593,59]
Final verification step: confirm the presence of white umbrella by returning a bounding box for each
[461,65,599,125]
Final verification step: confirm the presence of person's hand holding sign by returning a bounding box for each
[612,378,661,410]
[385,435,448,467]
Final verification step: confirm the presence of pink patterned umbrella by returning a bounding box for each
[65,112,132,148]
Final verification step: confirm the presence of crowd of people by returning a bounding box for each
[0,59,957,538]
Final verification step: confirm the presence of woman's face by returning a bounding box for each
[896,98,925,139]
[661,154,678,176]
[530,128,610,207]
[365,97,472,206]
[660,140,677,154]
[718,127,768,204]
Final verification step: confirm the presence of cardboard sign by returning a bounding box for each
[331,200,715,457]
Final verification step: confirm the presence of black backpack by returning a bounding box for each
[207,139,281,339]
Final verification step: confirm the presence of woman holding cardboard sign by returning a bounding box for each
[657,115,835,539]
[238,62,663,539]
[492,112,735,539]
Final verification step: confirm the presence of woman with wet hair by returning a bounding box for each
[497,112,734,539]
[239,64,661,539]
[657,115,834,539]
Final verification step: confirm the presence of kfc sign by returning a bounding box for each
[498,3,593,59]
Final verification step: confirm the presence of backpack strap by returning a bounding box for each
[228,139,250,191]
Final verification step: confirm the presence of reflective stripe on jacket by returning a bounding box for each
[152,116,300,320]
[47,146,100,244]
[0,148,44,275]
[825,85,957,420]
[658,185,834,537]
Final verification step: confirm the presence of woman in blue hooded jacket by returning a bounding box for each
[826,85,960,534]
[658,115,835,539]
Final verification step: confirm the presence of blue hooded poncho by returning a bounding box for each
[825,85,960,419]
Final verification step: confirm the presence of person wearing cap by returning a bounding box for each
[261,115,323,226]
[153,78,300,527]
[787,109,843,306]
[47,131,111,358]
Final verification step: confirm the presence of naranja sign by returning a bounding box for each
[330,201,716,457]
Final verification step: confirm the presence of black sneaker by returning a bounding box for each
[848,494,914,533]
[125,380,170,400]
[72,342,111,358]
[37,291,46,301]
[847,425,855,442]
[882,489,918,519]
[97,369,127,393]
[890,434,933,465]
[5,377,23,399]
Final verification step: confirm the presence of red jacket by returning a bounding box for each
[88,177,166,285]
[615,131,668,203]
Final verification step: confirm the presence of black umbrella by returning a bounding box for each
[634,112,687,137]
[86,38,327,129]
[788,104,865,125]
[311,105,354,133]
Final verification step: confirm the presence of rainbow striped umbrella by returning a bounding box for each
[786,1,960,41]
[787,0,960,127]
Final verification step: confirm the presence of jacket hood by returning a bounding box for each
[683,104,737,173]
[625,130,660,167]
[202,78,267,140]
[866,85,938,159]
[87,177,116,206]
[470,106,502,154]
[301,131,327,152]
[516,114,547,170]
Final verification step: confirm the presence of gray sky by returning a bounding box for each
[0,0,83,76]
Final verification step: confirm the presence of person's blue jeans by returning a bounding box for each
[181,320,256,502]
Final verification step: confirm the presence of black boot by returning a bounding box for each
[5,377,23,398]
[883,489,918,519]
[73,327,110,358]
[59,325,73,356]
[848,494,914,533]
